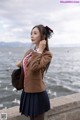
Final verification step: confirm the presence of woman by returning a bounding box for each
[16,24,53,120]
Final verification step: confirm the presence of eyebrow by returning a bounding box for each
[31,30,38,33]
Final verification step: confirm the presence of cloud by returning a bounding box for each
[0,0,80,46]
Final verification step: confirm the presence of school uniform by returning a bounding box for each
[19,49,52,117]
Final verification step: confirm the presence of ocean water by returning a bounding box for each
[0,46,80,110]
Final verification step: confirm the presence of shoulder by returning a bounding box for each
[43,50,53,57]
[24,49,32,57]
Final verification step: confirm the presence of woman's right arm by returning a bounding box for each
[16,49,32,67]
[16,61,22,67]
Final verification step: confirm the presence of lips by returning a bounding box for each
[31,38,35,41]
[31,39,34,41]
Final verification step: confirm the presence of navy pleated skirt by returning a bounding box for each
[19,90,50,117]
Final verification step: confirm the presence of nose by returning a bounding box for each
[31,35,33,39]
[31,36,33,39]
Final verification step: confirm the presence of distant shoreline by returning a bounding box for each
[0,42,80,48]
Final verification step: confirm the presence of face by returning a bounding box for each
[31,27,41,45]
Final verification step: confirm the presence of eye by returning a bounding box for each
[34,32,37,34]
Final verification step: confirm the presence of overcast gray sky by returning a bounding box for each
[0,0,80,46]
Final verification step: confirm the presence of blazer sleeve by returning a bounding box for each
[30,51,52,71]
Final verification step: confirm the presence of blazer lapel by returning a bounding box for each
[27,49,34,66]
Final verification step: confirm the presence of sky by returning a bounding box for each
[0,0,80,46]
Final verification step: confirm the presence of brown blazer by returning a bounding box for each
[21,49,52,93]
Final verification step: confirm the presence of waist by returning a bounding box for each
[23,79,46,93]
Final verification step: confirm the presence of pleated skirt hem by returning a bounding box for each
[19,90,50,117]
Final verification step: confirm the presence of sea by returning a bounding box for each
[0,46,80,110]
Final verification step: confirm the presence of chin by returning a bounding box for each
[32,42,35,44]
[32,41,36,44]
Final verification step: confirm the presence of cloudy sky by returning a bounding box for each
[0,0,80,46]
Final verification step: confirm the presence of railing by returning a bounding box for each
[0,93,80,120]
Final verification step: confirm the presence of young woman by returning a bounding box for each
[16,24,53,120]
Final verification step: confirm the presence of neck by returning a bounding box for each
[35,43,39,50]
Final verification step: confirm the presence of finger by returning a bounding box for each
[41,40,46,44]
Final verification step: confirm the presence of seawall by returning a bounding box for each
[0,93,80,120]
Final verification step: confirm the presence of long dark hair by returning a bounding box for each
[32,24,53,72]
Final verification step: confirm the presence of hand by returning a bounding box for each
[38,40,46,53]
[16,61,21,67]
